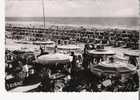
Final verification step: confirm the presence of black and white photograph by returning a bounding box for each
[5,0,140,92]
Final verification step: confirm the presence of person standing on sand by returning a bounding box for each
[40,45,44,55]
[54,44,57,53]
[128,56,138,67]
[70,52,77,77]
[40,67,52,92]
[82,47,89,70]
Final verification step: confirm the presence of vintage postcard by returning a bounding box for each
[4,0,140,93]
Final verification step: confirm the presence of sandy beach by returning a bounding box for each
[5,21,140,92]
[6,38,140,63]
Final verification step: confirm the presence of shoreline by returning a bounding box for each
[5,21,139,30]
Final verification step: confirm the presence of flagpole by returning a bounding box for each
[42,0,46,29]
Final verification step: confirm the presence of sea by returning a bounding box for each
[5,17,140,30]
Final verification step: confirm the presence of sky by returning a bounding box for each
[5,0,139,17]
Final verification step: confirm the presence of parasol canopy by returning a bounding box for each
[124,51,140,57]
[91,61,137,74]
[9,83,40,92]
[36,53,73,65]
[15,40,32,44]
[6,44,35,53]
[19,47,35,53]
[33,40,55,45]
[57,45,81,50]
[88,49,115,55]
[6,45,22,51]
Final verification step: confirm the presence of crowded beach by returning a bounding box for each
[5,23,140,92]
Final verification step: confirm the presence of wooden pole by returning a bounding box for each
[42,0,46,29]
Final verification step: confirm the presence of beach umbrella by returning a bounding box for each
[36,53,73,65]
[19,47,34,53]
[88,49,115,55]
[90,61,137,74]
[57,45,81,50]
[9,83,41,92]
[33,41,55,45]
[5,45,22,51]
[12,50,26,55]
[124,52,140,57]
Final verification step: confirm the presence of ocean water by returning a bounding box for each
[5,17,140,30]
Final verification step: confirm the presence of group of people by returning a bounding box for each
[5,25,140,91]
[5,43,140,92]
[6,24,139,50]
[5,50,39,90]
